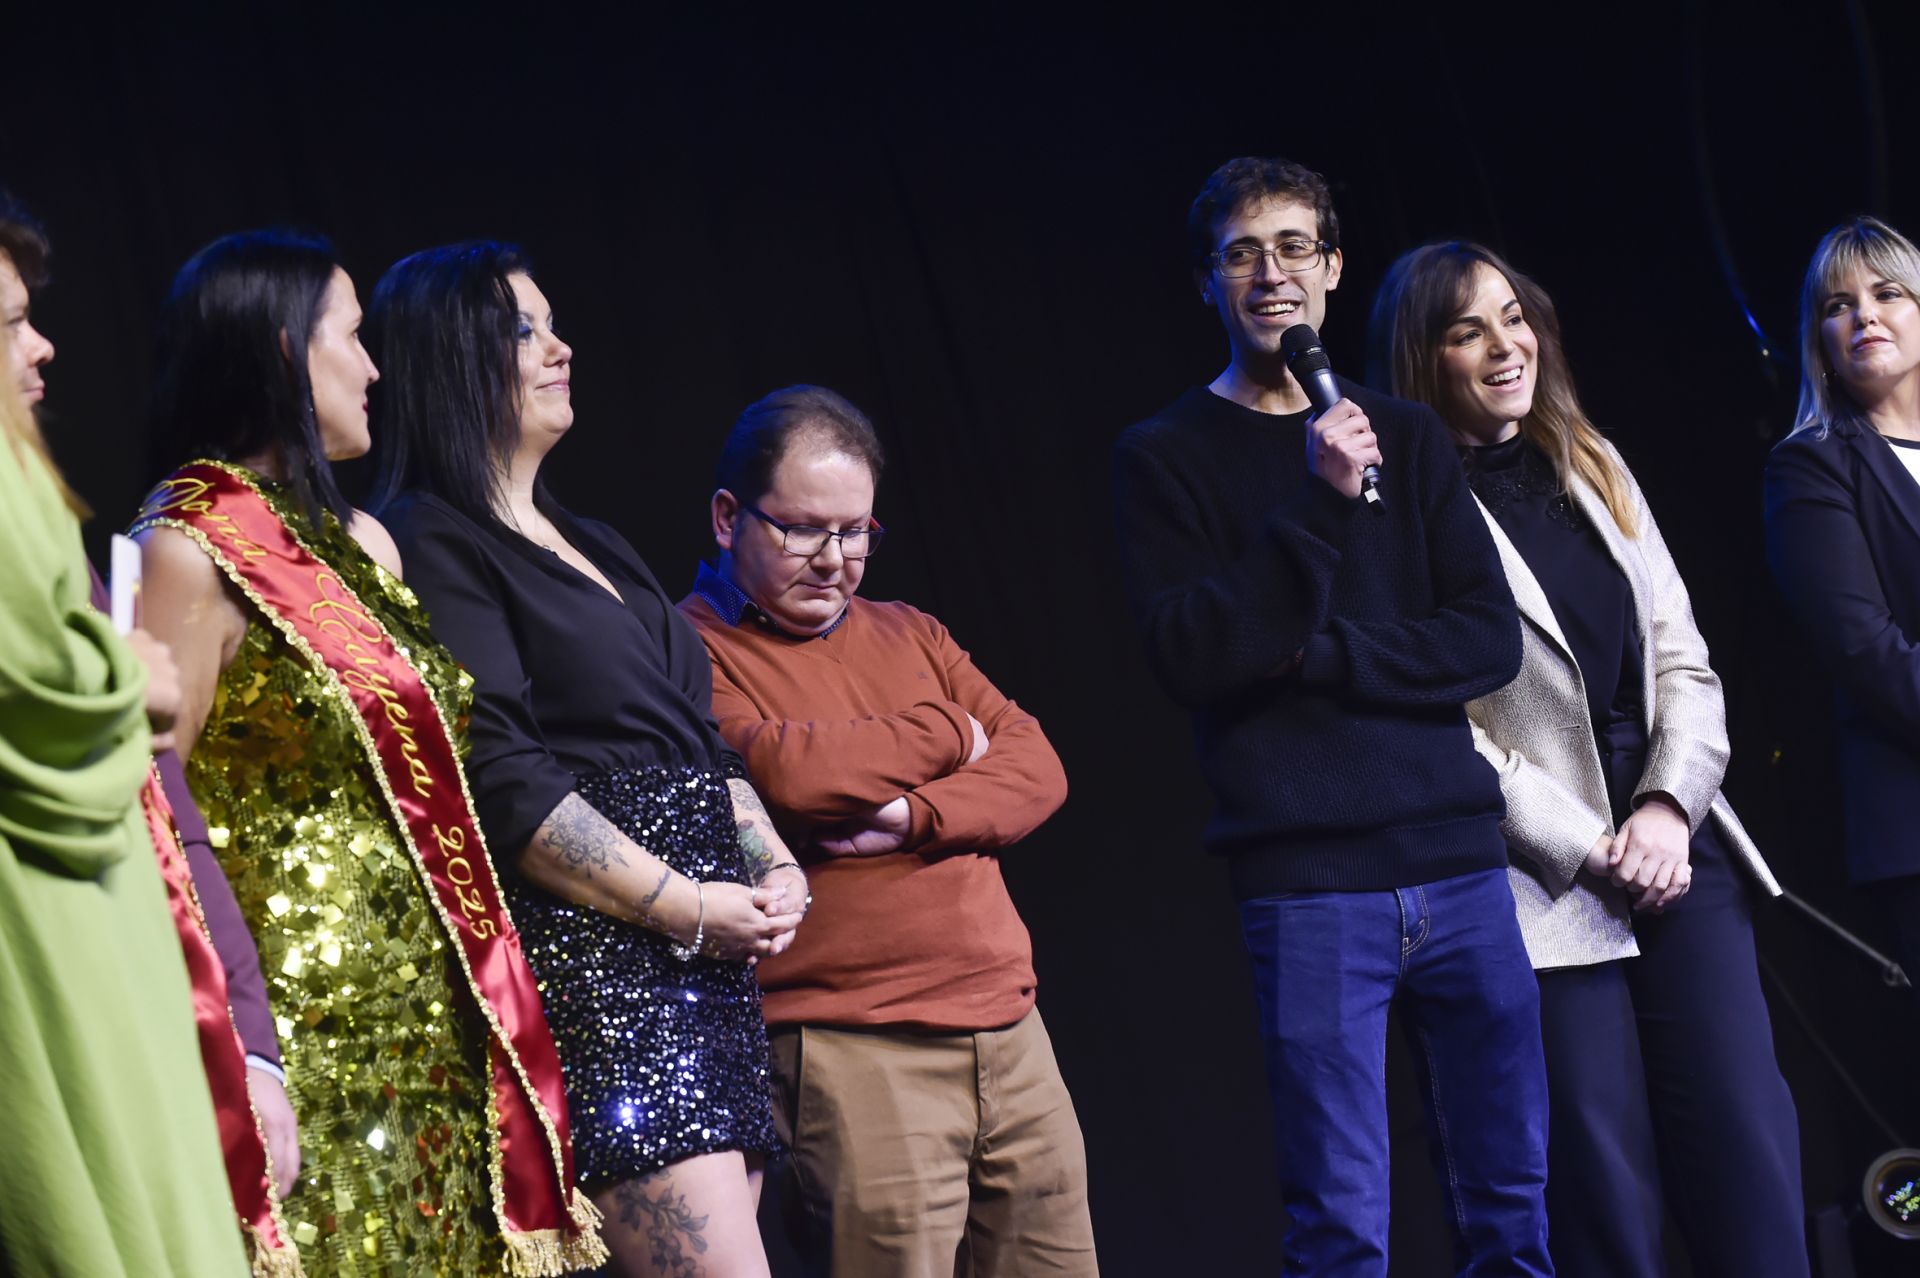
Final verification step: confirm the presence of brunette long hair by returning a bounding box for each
[148,230,349,524]
[363,240,549,525]
[1367,240,1636,536]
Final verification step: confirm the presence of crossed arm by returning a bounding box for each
[704,610,1066,858]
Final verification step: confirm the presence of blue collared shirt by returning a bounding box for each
[692,560,847,639]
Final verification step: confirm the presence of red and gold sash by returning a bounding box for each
[140,770,304,1278]
[134,462,606,1276]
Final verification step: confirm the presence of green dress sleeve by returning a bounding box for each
[0,436,149,877]
[0,435,248,1277]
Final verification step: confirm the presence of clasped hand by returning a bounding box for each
[698,880,804,964]
[1585,796,1693,912]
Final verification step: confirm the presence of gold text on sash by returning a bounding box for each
[140,477,270,562]
[431,823,500,938]
[311,573,436,800]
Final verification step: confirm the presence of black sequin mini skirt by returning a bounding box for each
[506,764,780,1184]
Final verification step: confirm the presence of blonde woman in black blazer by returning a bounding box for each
[1768,215,1920,1011]
[1371,242,1803,1278]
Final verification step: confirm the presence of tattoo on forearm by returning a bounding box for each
[612,1172,709,1278]
[728,781,779,879]
[639,866,672,920]
[736,820,775,880]
[729,780,771,822]
[536,795,629,880]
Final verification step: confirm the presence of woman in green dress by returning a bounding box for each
[135,231,603,1277]
[0,330,248,1277]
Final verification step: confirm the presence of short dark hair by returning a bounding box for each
[365,240,536,523]
[149,229,349,524]
[1187,156,1340,265]
[0,189,51,289]
[715,385,885,507]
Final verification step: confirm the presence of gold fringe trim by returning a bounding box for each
[568,1188,605,1233]
[566,1189,610,1269]
[501,1213,611,1276]
[245,1224,306,1278]
[565,1233,613,1273]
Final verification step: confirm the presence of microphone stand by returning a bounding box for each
[1776,888,1910,989]
[1762,889,1916,1272]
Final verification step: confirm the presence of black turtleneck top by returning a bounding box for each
[1465,435,1647,821]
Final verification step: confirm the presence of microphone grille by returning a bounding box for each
[1281,324,1332,376]
[1280,324,1323,359]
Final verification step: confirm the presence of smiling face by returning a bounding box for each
[306,267,379,460]
[1820,265,1920,404]
[1,256,54,405]
[1436,262,1539,444]
[1203,197,1343,369]
[509,272,572,452]
[713,438,876,636]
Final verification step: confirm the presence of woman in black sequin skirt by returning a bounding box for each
[367,241,807,1277]
[515,766,782,1184]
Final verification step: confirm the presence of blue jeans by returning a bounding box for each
[1239,866,1552,1278]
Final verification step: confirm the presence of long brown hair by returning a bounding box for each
[1366,240,1636,536]
[0,325,87,516]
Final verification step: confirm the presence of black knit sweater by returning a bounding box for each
[1112,381,1522,896]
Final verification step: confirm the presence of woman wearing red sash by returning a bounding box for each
[367,242,806,1277]
[134,232,604,1276]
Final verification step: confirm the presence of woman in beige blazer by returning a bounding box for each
[1368,242,1803,1278]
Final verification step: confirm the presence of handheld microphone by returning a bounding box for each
[1281,323,1382,511]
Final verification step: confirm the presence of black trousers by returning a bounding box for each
[1536,825,1807,1278]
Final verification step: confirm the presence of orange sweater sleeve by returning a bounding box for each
[901,612,1067,855]
[705,660,974,826]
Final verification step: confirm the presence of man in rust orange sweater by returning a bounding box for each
[677,384,1097,1278]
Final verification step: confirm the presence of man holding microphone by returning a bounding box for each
[1111,157,1549,1275]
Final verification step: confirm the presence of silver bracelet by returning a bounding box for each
[669,882,705,961]
[763,860,812,912]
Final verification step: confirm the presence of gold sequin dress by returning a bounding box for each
[183,479,501,1276]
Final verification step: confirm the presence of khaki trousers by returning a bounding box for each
[768,1008,1098,1278]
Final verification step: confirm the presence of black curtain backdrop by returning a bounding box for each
[11,3,1920,1273]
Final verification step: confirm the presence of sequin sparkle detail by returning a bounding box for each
[184,475,501,1275]
[506,765,780,1185]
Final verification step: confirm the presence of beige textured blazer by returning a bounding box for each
[1467,447,1781,970]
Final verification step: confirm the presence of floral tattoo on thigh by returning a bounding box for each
[613,1171,710,1277]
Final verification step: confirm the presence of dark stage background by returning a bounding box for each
[10,3,1920,1273]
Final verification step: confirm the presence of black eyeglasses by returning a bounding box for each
[1209,239,1330,279]
[742,505,885,559]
